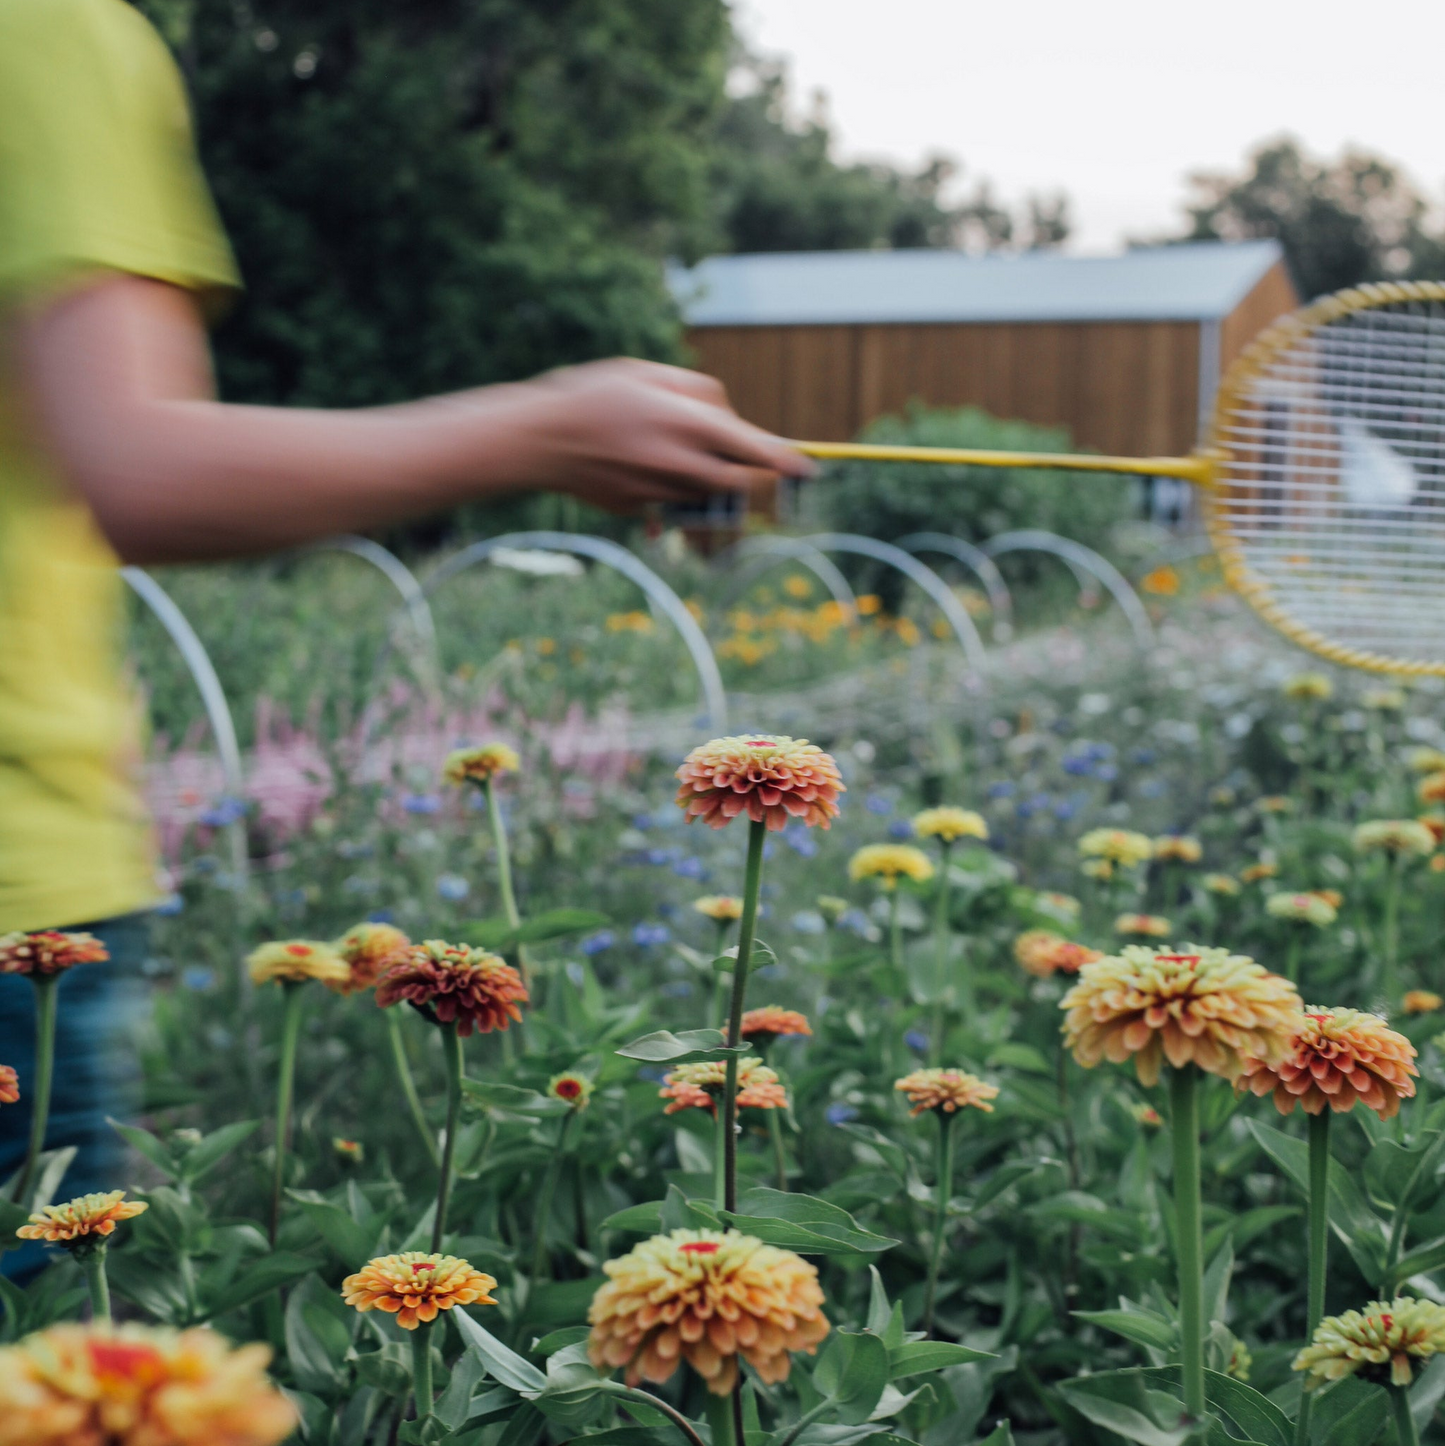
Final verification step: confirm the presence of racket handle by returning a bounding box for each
[792,439,1214,486]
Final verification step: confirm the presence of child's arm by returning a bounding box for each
[17,273,808,565]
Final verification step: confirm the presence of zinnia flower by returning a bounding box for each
[1240,1007,1417,1119]
[1409,747,1445,773]
[442,743,520,787]
[587,1229,828,1395]
[660,1059,786,1114]
[0,1322,296,1446]
[848,844,934,888]
[1419,772,1445,805]
[1419,814,1445,845]
[548,1072,594,1108]
[1363,687,1406,710]
[1405,991,1443,1015]
[376,941,528,1036]
[333,1138,364,1164]
[816,895,849,923]
[1081,859,1114,881]
[674,735,844,832]
[17,1191,147,1249]
[0,930,108,977]
[1203,873,1241,896]
[341,1253,498,1330]
[1013,930,1102,978]
[1133,1103,1163,1127]
[330,922,410,996]
[1153,835,1202,864]
[1114,913,1173,938]
[1295,1299,1445,1388]
[245,940,350,988]
[894,1067,999,1116]
[1078,829,1153,868]
[1283,672,1333,701]
[1265,892,1337,927]
[692,896,742,923]
[0,1065,17,1105]
[1311,889,1344,909]
[1241,861,1279,883]
[912,807,988,843]
[1353,820,1437,857]
[1035,891,1082,922]
[1060,945,1303,1086]
[741,1006,811,1042]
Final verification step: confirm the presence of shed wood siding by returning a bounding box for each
[1219,261,1301,375]
[687,318,1203,457]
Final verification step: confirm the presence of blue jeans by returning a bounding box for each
[0,912,150,1280]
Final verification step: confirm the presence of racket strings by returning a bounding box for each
[1214,297,1445,666]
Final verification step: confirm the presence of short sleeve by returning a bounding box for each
[0,0,240,304]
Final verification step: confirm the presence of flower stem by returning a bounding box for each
[81,1245,111,1322]
[1382,852,1404,1003]
[931,842,956,1060]
[1391,1384,1420,1446]
[768,1108,789,1192]
[888,889,903,973]
[411,1322,434,1417]
[607,1384,708,1446]
[923,1110,956,1334]
[268,980,308,1247]
[1284,932,1301,986]
[704,1391,736,1446]
[1169,1064,1206,1425]
[432,1023,464,1253]
[530,1110,576,1286]
[1295,1109,1331,1446]
[713,1104,728,1210]
[722,820,767,1213]
[11,974,59,1205]
[484,777,528,984]
[386,1009,440,1168]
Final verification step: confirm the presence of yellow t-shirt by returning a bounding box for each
[0,0,239,930]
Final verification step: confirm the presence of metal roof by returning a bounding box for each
[667,240,1286,327]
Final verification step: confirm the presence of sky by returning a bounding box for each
[736,0,1445,252]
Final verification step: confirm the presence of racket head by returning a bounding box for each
[1205,280,1445,676]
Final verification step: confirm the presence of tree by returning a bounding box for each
[1183,137,1445,300]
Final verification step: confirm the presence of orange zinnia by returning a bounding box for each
[675,735,843,831]
[341,1253,498,1330]
[17,1190,147,1248]
[588,1229,828,1395]
[1240,1007,1417,1119]
[0,930,108,977]
[0,1065,17,1106]
[245,940,350,987]
[442,743,520,786]
[376,940,528,1036]
[0,1322,295,1446]
[894,1068,999,1116]
[740,1006,812,1042]
[1013,930,1101,978]
[660,1059,787,1114]
[330,922,410,996]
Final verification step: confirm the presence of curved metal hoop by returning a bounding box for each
[800,532,989,679]
[715,536,858,618]
[309,536,438,653]
[895,532,1014,642]
[425,532,727,732]
[982,530,1156,653]
[121,567,249,886]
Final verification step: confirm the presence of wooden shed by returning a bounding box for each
[669,240,1297,459]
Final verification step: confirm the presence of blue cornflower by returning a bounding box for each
[402,793,441,815]
[826,1103,859,1125]
[632,922,672,948]
[198,797,247,827]
[904,1029,929,1053]
[581,931,615,956]
[436,874,470,901]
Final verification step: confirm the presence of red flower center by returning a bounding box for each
[88,1340,167,1385]
[1380,1313,1394,1332]
[1305,1013,1331,1022]
[745,739,772,748]
[412,1262,433,1273]
[679,1241,720,1255]
[285,944,311,957]
[1158,954,1200,967]
[554,1078,582,1099]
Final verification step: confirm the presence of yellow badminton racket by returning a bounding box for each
[795,280,1445,677]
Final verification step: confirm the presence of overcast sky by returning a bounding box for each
[736,0,1445,252]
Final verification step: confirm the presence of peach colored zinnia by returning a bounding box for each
[0,1322,296,1446]
[0,930,108,978]
[0,1064,17,1105]
[588,1229,828,1396]
[330,921,410,996]
[1405,990,1443,1015]
[376,940,528,1036]
[17,1190,147,1247]
[660,1058,787,1114]
[442,743,520,786]
[741,1006,812,1042]
[692,895,743,923]
[1060,945,1303,1087]
[245,940,350,988]
[1114,913,1173,938]
[894,1067,999,1116]
[675,735,843,832]
[1240,1007,1417,1119]
[1013,930,1102,979]
[341,1252,498,1330]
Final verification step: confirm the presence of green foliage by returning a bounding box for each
[1184,137,1445,301]
[806,402,1136,551]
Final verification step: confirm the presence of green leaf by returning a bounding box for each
[285,1277,350,1396]
[464,908,608,950]
[107,1120,177,1181]
[814,1330,891,1425]
[179,1120,259,1183]
[459,1080,565,1118]
[1308,1375,1388,1446]
[1058,1370,1192,1446]
[975,1427,1016,1446]
[435,1350,488,1429]
[1385,1235,1445,1288]
[1074,1309,1177,1352]
[453,1306,548,1394]
[602,1201,664,1234]
[721,1188,898,1255]
[495,1404,547,1446]
[1135,1368,1290,1446]
[887,1341,994,1378]
[289,1192,382,1266]
[354,1347,411,1396]
[532,1326,592,1357]
[971,1159,1054,1213]
[202,1253,316,1320]
[397,1416,450,1446]
[567,1431,676,1446]
[984,1042,1052,1075]
[0,1198,31,1246]
[615,1029,743,1063]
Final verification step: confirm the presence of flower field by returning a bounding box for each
[6,547,1445,1445]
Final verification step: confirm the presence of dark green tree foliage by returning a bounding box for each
[1184,137,1445,301]
[137,0,732,406]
